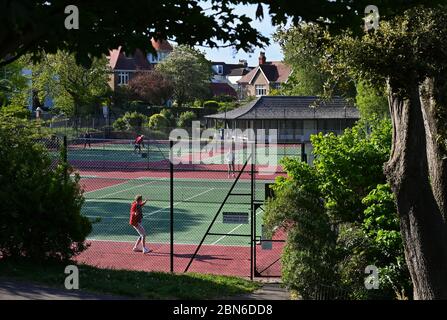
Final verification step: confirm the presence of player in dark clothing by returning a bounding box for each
[84,131,92,149]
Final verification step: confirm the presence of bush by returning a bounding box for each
[112,111,147,133]
[215,95,237,103]
[177,111,197,128]
[147,113,169,131]
[0,105,31,119]
[159,108,175,126]
[203,100,219,112]
[112,117,127,131]
[0,116,92,261]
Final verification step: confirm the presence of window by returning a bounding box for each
[255,85,267,96]
[118,72,129,86]
[215,65,224,75]
[272,82,281,90]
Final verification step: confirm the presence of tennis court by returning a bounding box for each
[74,173,285,277]
[64,138,296,277]
[82,177,267,246]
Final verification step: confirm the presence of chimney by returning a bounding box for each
[258,52,266,65]
[239,59,248,67]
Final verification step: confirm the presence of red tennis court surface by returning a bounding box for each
[74,240,284,277]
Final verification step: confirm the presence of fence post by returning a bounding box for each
[63,135,68,184]
[250,140,255,280]
[170,139,174,273]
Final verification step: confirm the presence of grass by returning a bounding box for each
[0,259,261,299]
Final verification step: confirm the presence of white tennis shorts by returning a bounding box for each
[133,223,147,237]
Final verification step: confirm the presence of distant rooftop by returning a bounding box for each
[205,96,359,120]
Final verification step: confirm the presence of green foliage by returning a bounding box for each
[0,105,31,119]
[0,116,92,261]
[147,114,169,131]
[214,95,237,103]
[356,82,389,120]
[159,108,175,126]
[30,51,110,118]
[264,119,411,299]
[156,45,213,107]
[177,111,197,128]
[274,23,355,98]
[113,112,147,133]
[0,59,29,107]
[203,100,219,112]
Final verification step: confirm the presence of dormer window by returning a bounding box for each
[217,65,223,75]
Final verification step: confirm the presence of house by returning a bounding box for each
[211,60,254,88]
[108,39,173,90]
[204,96,359,144]
[237,52,292,99]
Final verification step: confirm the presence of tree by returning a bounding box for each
[356,82,389,120]
[30,51,110,122]
[127,71,174,106]
[0,59,29,107]
[148,113,169,131]
[275,7,447,299]
[157,46,213,107]
[177,111,197,128]
[265,119,411,299]
[0,115,92,261]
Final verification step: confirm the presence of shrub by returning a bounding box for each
[0,105,31,119]
[215,95,237,103]
[147,113,169,131]
[112,117,127,131]
[0,116,92,261]
[112,112,147,132]
[177,111,197,128]
[159,108,175,126]
[203,100,219,111]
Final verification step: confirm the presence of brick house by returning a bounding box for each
[108,39,173,90]
[237,52,292,99]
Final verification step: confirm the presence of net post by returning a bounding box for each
[170,139,174,273]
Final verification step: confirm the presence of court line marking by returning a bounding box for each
[84,238,253,247]
[84,180,133,195]
[147,188,216,216]
[211,210,263,245]
[93,180,159,199]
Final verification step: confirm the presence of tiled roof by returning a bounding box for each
[205,96,360,120]
[212,62,254,76]
[210,83,238,97]
[238,62,291,84]
[151,39,173,51]
[108,38,173,71]
[110,48,152,71]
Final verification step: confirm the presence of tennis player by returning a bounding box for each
[134,134,145,154]
[226,147,236,178]
[129,195,151,254]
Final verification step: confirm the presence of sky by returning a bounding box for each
[195,3,285,66]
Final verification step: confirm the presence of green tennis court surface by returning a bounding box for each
[66,142,301,165]
[82,177,273,246]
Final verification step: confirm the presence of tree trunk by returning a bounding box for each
[384,79,447,299]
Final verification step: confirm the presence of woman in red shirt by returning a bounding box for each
[129,195,150,254]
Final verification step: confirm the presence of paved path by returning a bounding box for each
[0,278,290,300]
[0,279,126,300]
